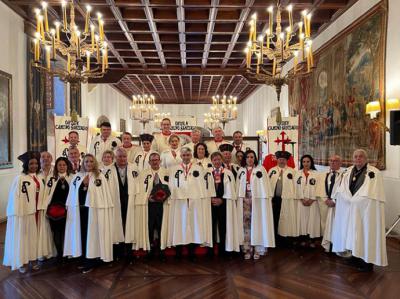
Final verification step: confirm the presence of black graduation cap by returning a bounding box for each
[17,151,41,163]
[140,133,154,143]
[275,151,291,160]
[219,143,234,153]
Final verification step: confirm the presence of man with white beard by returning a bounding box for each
[331,149,387,271]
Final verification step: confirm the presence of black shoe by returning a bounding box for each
[82,266,94,274]
[189,254,197,262]
[357,261,374,272]
[159,253,167,262]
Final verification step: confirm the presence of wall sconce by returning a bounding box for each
[387,98,400,111]
[366,101,381,119]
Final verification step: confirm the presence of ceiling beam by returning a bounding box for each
[106,0,144,66]
[223,76,235,95]
[125,77,142,95]
[222,0,255,68]
[206,75,214,97]
[197,76,203,102]
[168,75,179,102]
[146,75,164,100]
[176,0,186,67]
[179,76,185,101]
[141,0,167,67]
[214,76,224,96]
[157,75,170,100]
[189,76,193,102]
[202,0,219,67]
[230,77,244,95]
[135,75,154,95]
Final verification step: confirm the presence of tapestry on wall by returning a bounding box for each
[27,37,49,152]
[288,3,387,169]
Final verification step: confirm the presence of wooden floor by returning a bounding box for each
[0,222,399,299]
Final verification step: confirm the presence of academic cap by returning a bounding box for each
[17,151,41,163]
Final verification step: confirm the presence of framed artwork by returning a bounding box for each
[288,2,387,169]
[0,70,12,169]
[120,118,126,133]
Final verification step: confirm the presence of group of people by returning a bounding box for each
[3,118,387,274]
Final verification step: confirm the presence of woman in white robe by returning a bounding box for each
[64,154,114,273]
[100,150,114,170]
[117,132,139,163]
[237,150,275,260]
[3,152,53,272]
[160,134,182,169]
[192,142,212,169]
[295,155,321,247]
[40,157,74,261]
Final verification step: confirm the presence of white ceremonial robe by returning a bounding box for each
[152,132,172,154]
[237,166,275,249]
[332,165,387,266]
[89,135,121,162]
[64,172,114,262]
[183,142,199,153]
[295,170,321,238]
[268,166,298,237]
[117,145,140,164]
[160,148,182,169]
[134,167,170,251]
[38,166,54,185]
[208,168,241,252]
[316,170,343,251]
[3,174,53,270]
[102,163,137,244]
[205,139,230,154]
[193,157,212,169]
[167,164,212,247]
[133,149,157,172]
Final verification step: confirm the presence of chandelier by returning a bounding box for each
[129,93,158,131]
[203,112,220,131]
[245,1,314,122]
[32,1,108,84]
[154,112,171,129]
[206,95,238,129]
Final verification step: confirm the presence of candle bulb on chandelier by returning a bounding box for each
[103,42,108,68]
[258,35,264,64]
[101,49,106,73]
[306,46,311,72]
[302,10,309,38]
[55,22,60,42]
[76,31,81,58]
[91,25,95,51]
[86,51,91,71]
[307,14,312,37]
[61,0,67,30]
[42,2,49,32]
[285,27,291,49]
[287,5,293,29]
[85,5,91,34]
[95,35,100,63]
[45,45,51,69]
[50,28,56,59]
[38,15,45,40]
[307,40,314,67]
[35,9,41,35]
[34,32,41,61]
[300,33,305,59]
[268,6,273,33]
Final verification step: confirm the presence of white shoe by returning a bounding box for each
[336,250,352,258]
[244,253,251,260]
[18,267,26,274]
[253,253,260,260]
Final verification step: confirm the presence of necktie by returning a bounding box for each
[154,172,160,184]
[275,170,283,197]
[328,171,336,198]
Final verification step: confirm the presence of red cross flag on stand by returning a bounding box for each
[263,116,299,171]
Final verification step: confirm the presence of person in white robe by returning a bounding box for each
[89,121,121,162]
[192,142,212,168]
[205,127,230,154]
[64,154,114,274]
[268,151,298,248]
[167,147,212,261]
[316,155,343,252]
[103,148,137,262]
[295,154,321,247]
[160,134,182,169]
[3,152,53,272]
[207,152,240,256]
[183,128,202,153]
[117,132,139,164]
[237,150,275,260]
[331,149,387,271]
[231,131,252,164]
[133,134,157,171]
[219,144,240,180]
[38,151,54,183]
[41,157,74,262]
[134,152,170,261]
[101,150,115,170]
[152,118,173,153]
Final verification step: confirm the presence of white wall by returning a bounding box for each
[81,83,133,136]
[242,0,400,232]
[0,2,27,220]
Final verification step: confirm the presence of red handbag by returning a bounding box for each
[47,204,67,220]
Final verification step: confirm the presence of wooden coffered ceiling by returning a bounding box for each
[5,0,354,103]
